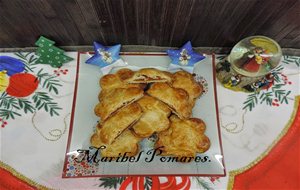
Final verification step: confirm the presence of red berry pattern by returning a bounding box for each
[54,67,69,76]
[1,119,8,128]
[209,176,220,183]
[281,74,292,85]
[272,99,280,107]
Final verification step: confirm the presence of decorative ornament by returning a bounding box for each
[35,36,73,68]
[0,56,25,76]
[229,36,282,77]
[0,71,9,92]
[86,42,121,67]
[85,42,126,74]
[216,36,282,93]
[6,73,39,97]
[167,41,205,72]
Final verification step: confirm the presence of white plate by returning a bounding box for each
[62,52,225,178]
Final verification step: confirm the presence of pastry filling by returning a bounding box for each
[134,75,164,81]
[111,119,141,144]
[105,97,143,121]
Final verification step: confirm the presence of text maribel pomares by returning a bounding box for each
[74,146,211,163]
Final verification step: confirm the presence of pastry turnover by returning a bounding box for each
[91,67,211,160]
[172,70,203,100]
[94,87,144,121]
[99,103,143,144]
[155,115,210,158]
[147,83,191,119]
[91,127,141,157]
[100,68,142,90]
[132,95,171,137]
[126,68,172,83]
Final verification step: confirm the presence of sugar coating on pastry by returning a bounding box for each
[126,68,172,83]
[155,115,210,158]
[94,87,144,121]
[99,103,143,144]
[91,127,141,157]
[147,83,191,119]
[132,95,171,137]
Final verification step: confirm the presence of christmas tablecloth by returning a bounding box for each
[0,52,299,190]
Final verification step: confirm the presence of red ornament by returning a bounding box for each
[6,73,39,97]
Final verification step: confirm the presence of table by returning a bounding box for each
[0,51,299,190]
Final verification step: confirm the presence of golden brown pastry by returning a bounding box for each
[172,70,203,101]
[91,127,141,157]
[99,103,143,144]
[100,68,142,90]
[147,83,191,119]
[91,68,210,161]
[115,68,135,81]
[155,115,210,158]
[95,87,144,121]
[132,95,171,137]
[126,68,172,83]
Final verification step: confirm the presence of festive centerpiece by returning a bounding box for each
[216,36,282,92]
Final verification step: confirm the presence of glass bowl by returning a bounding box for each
[228,36,282,77]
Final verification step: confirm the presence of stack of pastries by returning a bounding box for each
[91,68,210,159]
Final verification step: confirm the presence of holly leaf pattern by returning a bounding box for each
[273,86,291,104]
[241,54,298,112]
[0,52,64,125]
[282,55,300,67]
[243,89,292,111]
[18,99,35,114]
[0,109,22,120]
[259,92,273,105]
[36,68,62,94]
[15,52,39,72]
[32,92,62,116]
[243,93,258,111]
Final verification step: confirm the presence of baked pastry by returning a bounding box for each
[132,95,171,137]
[99,103,143,144]
[91,127,141,157]
[126,68,172,83]
[91,67,211,160]
[100,68,143,90]
[147,83,191,119]
[172,70,203,107]
[155,115,210,158]
[99,69,145,101]
[95,87,144,121]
